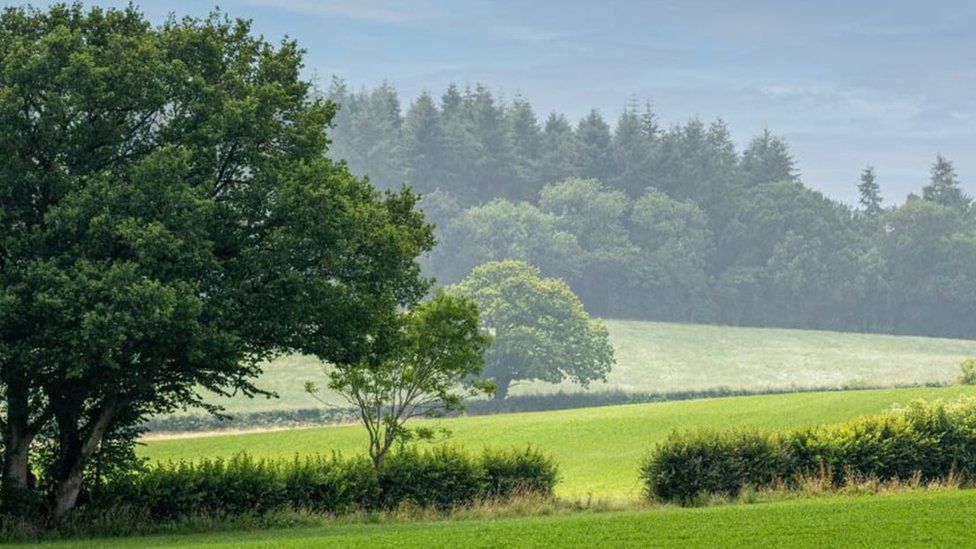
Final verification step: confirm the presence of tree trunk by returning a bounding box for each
[1,427,35,515]
[49,401,119,522]
[1,379,37,516]
[493,376,512,402]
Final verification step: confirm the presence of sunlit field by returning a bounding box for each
[144,385,976,498]
[19,490,976,548]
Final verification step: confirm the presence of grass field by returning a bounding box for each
[19,490,976,548]
[195,320,976,414]
[144,385,976,498]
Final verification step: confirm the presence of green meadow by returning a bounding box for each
[19,490,976,548]
[197,320,976,414]
[144,385,976,499]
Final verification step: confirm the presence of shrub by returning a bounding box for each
[640,429,786,504]
[641,398,976,504]
[91,447,556,519]
[481,448,559,499]
[281,455,380,513]
[378,447,485,510]
[959,359,976,385]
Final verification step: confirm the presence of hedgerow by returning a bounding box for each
[641,398,976,504]
[89,447,557,519]
[144,383,950,434]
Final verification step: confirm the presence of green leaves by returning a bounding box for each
[324,290,491,468]
[0,4,433,517]
[450,260,615,400]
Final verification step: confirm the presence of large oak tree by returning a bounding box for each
[0,4,433,520]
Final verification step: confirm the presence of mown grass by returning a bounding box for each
[17,489,976,548]
[143,385,976,498]
[192,320,976,414]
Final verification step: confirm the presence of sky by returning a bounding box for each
[29,0,976,205]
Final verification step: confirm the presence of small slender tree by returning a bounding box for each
[308,291,492,469]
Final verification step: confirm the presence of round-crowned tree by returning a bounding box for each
[450,260,614,400]
[0,5,432,520]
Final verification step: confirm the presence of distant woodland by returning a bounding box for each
[325,80,976,339]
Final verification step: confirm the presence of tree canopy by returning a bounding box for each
[450,261,614,401]
[329,80,976,340]
[310,290,491,469]
[0,5,432,519]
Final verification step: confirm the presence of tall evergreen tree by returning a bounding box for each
[508,95,543,199]
[467,85,519,202]
[640,101,660,141]
[611,104,653,197]
[576,109,614,182]
[539,112,579,186]
[402,91,445,195]
[440,83,463,117]
[858,166,883,216]
[438,84,479,204]
[739,128,798,187]
[654,118,737,207]
[923,154,970,210]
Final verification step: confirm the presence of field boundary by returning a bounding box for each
[144,381,949,435]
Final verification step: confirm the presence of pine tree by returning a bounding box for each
[640,100,660,141]
[402,91,444,194]
[437,84,478,204]
[539,112,578,187]
[508,95,543,198]
[857,166,883,216]
[611,103,653,196]
[467,85,518,202]
[440,83,463,117]
[923,154,970,210]
[739,128,798,187]
[576,109,613,182]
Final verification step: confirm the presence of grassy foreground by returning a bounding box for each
[19,490,976,548]
[196,320,976,414]
[144,386,976,498]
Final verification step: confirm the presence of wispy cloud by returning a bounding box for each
[490,24,561,42]
[759,84,924,123]
[233,0,448,26]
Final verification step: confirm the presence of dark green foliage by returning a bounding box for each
[642,430,784,504]
[377,447,485,510]
[0,5,435,519]
[641,399,976,504]
[90,448,557,519]
[315,291,492,469]
[481,448,559,499]
[279,457,380,514]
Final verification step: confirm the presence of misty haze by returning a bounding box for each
[2,2,975,547]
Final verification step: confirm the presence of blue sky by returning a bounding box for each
[31,0,976,204]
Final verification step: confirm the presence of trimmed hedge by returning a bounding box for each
[91,447,557,518]
[641,398,976,504]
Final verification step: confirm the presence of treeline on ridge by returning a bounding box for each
[325,80,976,339]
